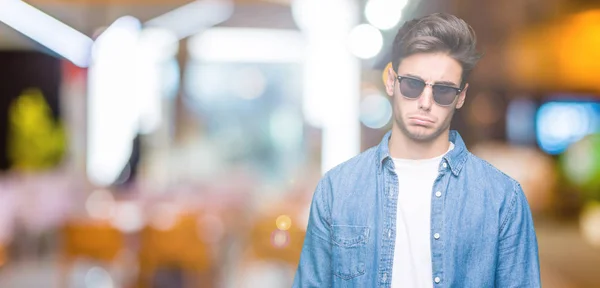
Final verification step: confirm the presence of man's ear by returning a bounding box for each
[383,62,396,97]
[456,83,468,109]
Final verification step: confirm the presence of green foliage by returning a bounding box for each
[7,88,67,171]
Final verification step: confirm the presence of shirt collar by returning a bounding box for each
[377,130,468,176]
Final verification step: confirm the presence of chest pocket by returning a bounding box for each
[332,225,370,280]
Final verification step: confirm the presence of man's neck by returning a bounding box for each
[389,126,450,160]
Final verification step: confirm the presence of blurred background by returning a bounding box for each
[0,0,599,287]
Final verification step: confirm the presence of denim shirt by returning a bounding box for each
[293,130,541,287]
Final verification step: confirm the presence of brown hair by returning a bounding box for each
[391,13,482,87]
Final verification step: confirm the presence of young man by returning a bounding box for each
[293,13,541,287]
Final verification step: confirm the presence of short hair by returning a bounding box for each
[391,13,482,87]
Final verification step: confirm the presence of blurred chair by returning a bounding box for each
[248,214,305,265]
[59,220,125,287]
[0,242,6,268]
[137,213,214,288]
[233,212,305,287]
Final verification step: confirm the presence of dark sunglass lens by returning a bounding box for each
[400,78,425,98]
[433,85,458,105]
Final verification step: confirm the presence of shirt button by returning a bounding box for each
[383,273,388,281]
[442,163,447,169]
[388,229,392,238]
[434,233,441,240]
[434,277,441,283]
[435,191,442,198]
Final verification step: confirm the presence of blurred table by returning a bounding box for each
[536,217,600,288]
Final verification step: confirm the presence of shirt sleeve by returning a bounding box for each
[495,182,542,287]
[292,177,333,288]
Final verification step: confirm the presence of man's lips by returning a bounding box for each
[408,116,435,124]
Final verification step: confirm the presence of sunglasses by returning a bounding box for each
[396,75,462,106]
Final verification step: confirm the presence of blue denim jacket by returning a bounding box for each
[293,130,541,287]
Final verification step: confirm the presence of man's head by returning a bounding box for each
[385,13,481,143]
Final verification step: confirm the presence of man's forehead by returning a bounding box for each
[397,53,463,82]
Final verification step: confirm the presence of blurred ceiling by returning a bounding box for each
[0,0,296,49]
[4,0,600,93]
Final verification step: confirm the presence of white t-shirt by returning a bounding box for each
[391,143,454,288]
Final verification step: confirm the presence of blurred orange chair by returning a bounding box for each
[0,243,6,268]
[62,221,124,262]
[232,212,305,287]
[59,220,125,287]
[137,213,214,288]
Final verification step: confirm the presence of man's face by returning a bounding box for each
[385,52,468,143]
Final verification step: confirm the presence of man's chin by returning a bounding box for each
[406,127,442,142]
[408,133,436,142]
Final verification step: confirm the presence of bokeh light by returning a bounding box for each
[276,215,292,231]
[365,0,407,30]
[347,24,383,59]
[536,101,600,154]
[291,0,357,34]
[110,202,144,233]
[360,93,392,129]
[271,229,290,248]
[84,266,114,288]
[85,189,116,220]
[561,134,600,194]
[580,201,600,248]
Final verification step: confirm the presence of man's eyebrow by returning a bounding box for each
[405,73,424,80]
[405,73,459,87]
[435,80,459,87]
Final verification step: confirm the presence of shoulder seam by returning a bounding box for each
[319,174,333,228]
[499,181,519,234]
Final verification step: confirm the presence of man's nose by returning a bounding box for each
[418,85,434,110]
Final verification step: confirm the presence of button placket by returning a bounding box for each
[431,174,445,287]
